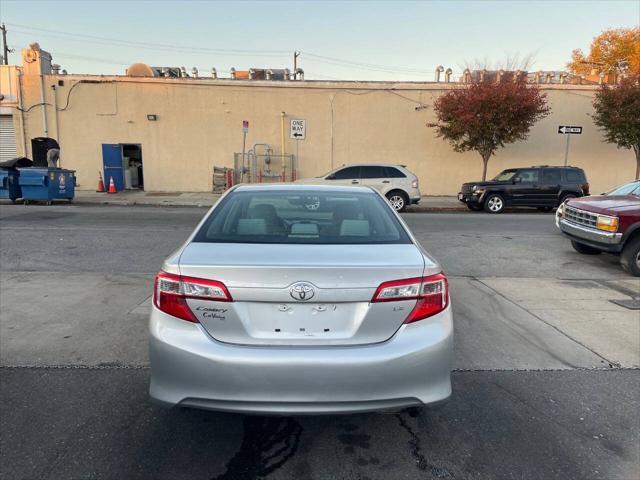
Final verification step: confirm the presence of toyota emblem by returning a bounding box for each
[289,282,315,301]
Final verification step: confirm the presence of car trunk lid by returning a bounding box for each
[179,243,428,346]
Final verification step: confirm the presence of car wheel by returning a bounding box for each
[537,207,553,212]
[620,237,640,277]
[466,204,483,211]
[386,191,408,212]
[484,194,505,214]
[571,240,602,255]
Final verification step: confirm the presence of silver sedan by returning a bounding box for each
[149,184,453,414]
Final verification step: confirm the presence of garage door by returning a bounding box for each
[0,115,18,162]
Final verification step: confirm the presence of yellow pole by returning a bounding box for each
[280,111,286,179]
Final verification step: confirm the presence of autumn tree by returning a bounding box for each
[592,75,640,179]
[428,80,550,180]
[568,27,640,76]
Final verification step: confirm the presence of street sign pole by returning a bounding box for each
[557,126,582,167]
[241,120,249,182]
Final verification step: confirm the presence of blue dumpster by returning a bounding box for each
[0,169,21,203]
[18,167,76,205]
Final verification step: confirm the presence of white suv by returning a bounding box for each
[296,164,421,212]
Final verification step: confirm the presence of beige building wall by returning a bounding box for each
[13,72,635,195]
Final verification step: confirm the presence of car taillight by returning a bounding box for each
[371,273,448,323]
[412,179,419,189]
[153,271,232,323]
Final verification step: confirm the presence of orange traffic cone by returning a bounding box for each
[107,176,117,194]
[96,172,105,192]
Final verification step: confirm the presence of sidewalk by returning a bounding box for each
[73,190,466,211]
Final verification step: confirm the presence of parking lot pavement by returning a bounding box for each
[1,204,639,479]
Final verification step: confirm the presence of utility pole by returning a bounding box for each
[1,23,12,65]
[293,51,300,73]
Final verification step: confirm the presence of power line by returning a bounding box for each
[7,23,290,56]
[8,22,451,77]
[302,52,437,75]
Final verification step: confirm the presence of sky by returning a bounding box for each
[1,0,638,81]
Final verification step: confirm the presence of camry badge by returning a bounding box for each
[289,282,315,301]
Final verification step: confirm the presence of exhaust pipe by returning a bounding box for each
[434,65,444,82]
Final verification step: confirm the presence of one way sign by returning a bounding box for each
[558,125,582,134]
[290,119,306,140]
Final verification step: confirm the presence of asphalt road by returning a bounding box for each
[1,204,639,480]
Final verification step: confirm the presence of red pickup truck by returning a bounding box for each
[556,180,640,276]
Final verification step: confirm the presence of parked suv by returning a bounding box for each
[296,164,421,212]
[556,180,640,276]
[458,166,589,213]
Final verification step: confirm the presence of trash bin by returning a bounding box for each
[0,169,21,203]
[18,167,76,205]
[0,157,33,203]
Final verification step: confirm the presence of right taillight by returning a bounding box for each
[372,273,449,323]
[153,271,232,323]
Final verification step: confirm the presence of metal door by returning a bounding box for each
[0,115,17,162]
[540,168,563,205]
[508,168,542,205]
[102,144,124,191]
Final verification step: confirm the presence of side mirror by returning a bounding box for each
[512,177,522,184]
[326,174,336,180]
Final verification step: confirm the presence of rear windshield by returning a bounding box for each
[193,190,411,244]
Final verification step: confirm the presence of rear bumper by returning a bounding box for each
[558,218,623,253]
[149,306,453,414]
[410,197,421,205]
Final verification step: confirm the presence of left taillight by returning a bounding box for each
[411,179,419,189]
[371,273,448,323]
[153,271,232,323]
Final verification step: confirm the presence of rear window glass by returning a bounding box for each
[384,167,406,178]
[361,166,384,178]
[565,169,586,183]
[542,169,561,184]
[193,190,411,244]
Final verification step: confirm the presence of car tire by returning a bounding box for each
[484,193,505,214]
[466,204,483,211]
[386,191,408,212]
[571,240,602,255]
[620,237,640,277]
[537,207,553,212]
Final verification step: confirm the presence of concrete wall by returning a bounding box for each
[14,72,636,195]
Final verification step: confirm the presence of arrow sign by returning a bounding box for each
[290,119,306,140]
[558,125,582,134]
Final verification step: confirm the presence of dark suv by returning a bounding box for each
[458,166,589,213]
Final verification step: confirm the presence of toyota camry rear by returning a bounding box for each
[149,184,453,414]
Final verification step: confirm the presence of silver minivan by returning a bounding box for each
[149,184,452,414]
[296,164,421,212]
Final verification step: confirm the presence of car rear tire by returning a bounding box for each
[466,204,483,211]
[620,237,640,277]
[484,194,505,214]
[571,240,602,255]
[386,191,408,212]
